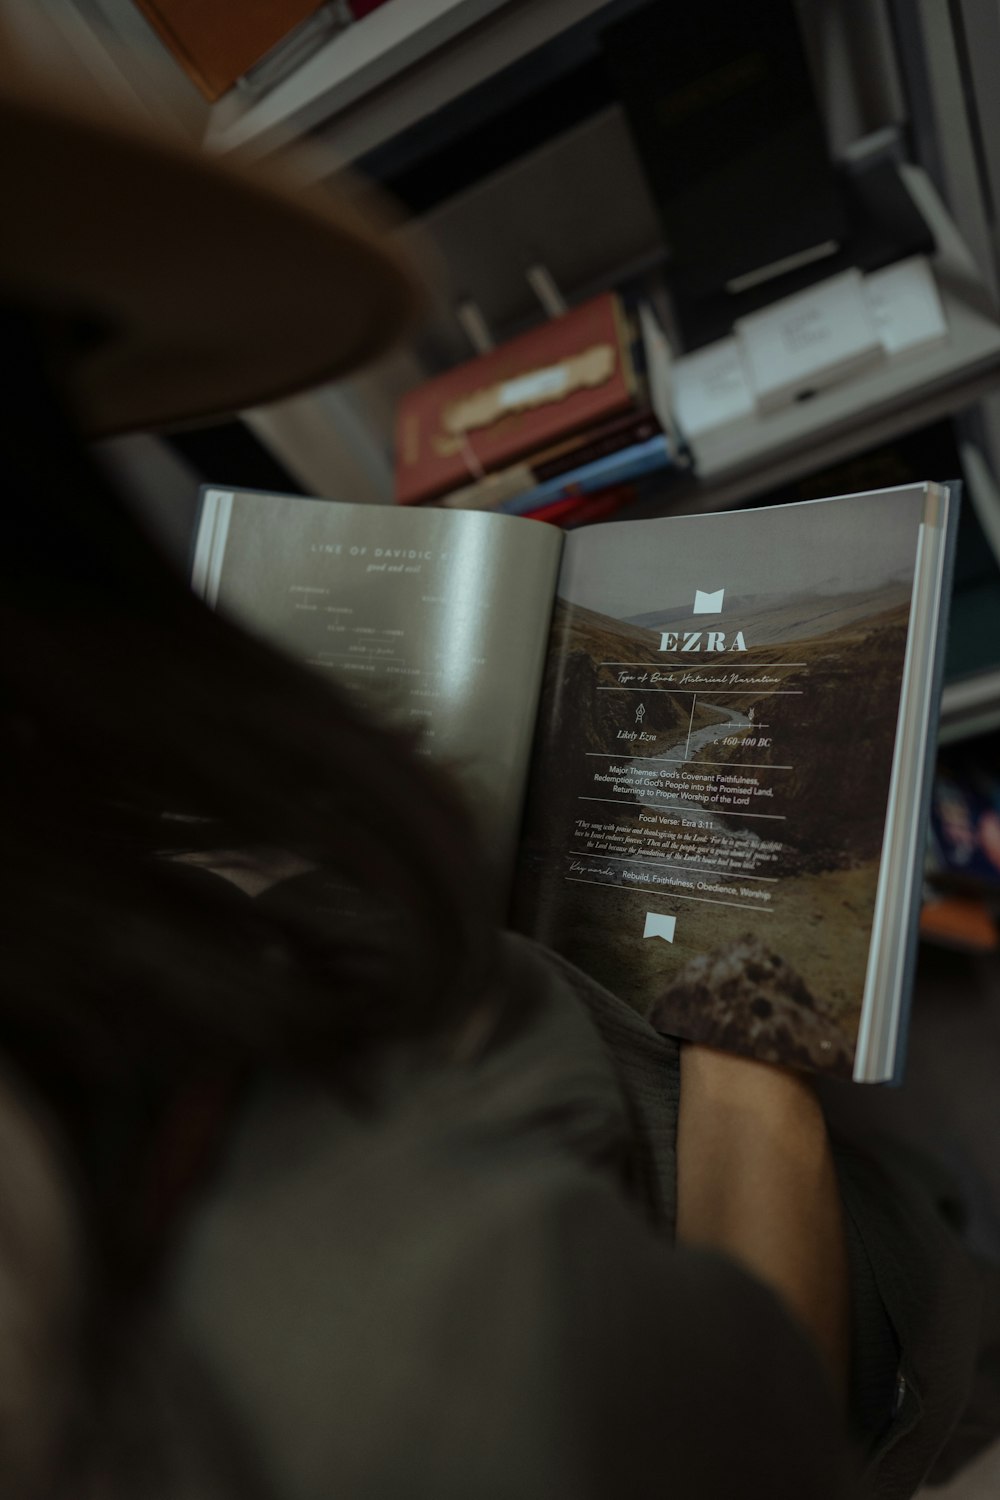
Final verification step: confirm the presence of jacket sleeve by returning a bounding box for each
[354,1169,856,1500]
[167,1105,856,1500]
[833,1138,989,1499]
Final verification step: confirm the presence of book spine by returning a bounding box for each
[531,411,661,483]
[563,486,639,527]
[437,411,660,510]
[394,292,634,505]
[892,480,964,1084]
[498,435,673,516]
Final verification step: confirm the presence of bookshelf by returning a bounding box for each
[620,168,1000,519]
[65,0,1000,744]
[199,6,1000,529]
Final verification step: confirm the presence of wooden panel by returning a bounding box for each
[132,0,327,99]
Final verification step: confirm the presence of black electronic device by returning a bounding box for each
[602,1,848,303]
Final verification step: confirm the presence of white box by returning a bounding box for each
[864,255,948,358]
[673,336,756,440]
[735,268,885,412]
[638,301,679,443]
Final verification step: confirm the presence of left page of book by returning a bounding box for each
[193,489,563,876]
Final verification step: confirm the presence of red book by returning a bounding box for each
[395,294,637,506]
[523,483,636,527]
[563,487,637,527]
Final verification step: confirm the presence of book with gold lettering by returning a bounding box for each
[394,294,642,507]
[193,480,958,1082]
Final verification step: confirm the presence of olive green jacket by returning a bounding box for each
[128,935,994,1500]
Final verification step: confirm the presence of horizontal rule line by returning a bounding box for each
[579,796,786,820]
[596,687,803,695]
[599,661,807,668]
[568,850,777,881]
[565,874,773,913]
[584,754,792,769]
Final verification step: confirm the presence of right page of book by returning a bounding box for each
[513,486,930,1077]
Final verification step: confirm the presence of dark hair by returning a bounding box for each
[0,311,501,1281]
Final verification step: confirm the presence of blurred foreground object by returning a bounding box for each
[132,0,333,100]
[919,893,998,953]
[0,4,418,434]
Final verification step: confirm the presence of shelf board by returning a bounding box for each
[206,0,616,162]
[616,165,1000,741]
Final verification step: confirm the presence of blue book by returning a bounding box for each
[497,434,675,516]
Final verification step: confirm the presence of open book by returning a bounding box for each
[193,482,958,1083]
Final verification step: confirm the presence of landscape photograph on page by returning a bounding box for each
[513,486,944,1079]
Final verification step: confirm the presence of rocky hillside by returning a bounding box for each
[696,601,911,870]
[647,934,854,1075]
[535,599,692,774]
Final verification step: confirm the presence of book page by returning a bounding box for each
[513,487,930,1076]
[195,491,562,874]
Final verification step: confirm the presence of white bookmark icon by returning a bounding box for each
[643,912,676,943]
[693,587,725,614]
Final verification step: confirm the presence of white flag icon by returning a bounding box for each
[643,912,676,943]
[693,587,724,614]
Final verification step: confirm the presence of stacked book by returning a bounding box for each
[393,292,682,525]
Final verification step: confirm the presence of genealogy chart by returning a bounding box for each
[514,487,928,1074]
[194,489,561,870]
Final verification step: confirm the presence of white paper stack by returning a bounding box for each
[673,336,755,455]
[638,301,680,443]
[735,268,885,412]
[671,258,951,474]
[864,255,948,358]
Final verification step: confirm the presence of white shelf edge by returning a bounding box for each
[205,0,615,161]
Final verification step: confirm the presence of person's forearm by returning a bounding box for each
[676,1044,850,1397]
